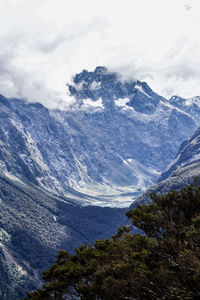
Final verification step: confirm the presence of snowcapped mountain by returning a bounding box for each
[1,66,200,298]
[68,66,163,114]
[0,66,199,207]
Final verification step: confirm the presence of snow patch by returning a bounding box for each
[135,84,153,99]
[90,81,101,90]
[82,98,104,110]
[115,97,129,107]
[160,100,191,117]
[4,171,23,183]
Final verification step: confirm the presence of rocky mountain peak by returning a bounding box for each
[94,66,108,74]
[68,67,164,114]
[0,67,199,207]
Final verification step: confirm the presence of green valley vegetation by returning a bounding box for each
[25,184,200,300]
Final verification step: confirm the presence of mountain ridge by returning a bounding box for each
[0,66,200,206]
[132,126,200,209]
[1,66,200,298]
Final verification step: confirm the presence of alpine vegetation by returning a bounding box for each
[25,184,200,300]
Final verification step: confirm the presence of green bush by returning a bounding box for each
[25,184,200,299]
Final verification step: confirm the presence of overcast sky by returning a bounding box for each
[0,0,199,108]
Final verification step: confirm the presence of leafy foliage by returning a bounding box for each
[25,184,200,299]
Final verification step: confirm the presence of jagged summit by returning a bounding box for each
[68,66,164,114]
[68,67,200,117]
[94,66,108,74]
[0,67,198,207]
[71,66,111,89]
[2,66,200,299]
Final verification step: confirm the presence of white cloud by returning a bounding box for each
[184,4,192,11]
[0,0,200,107]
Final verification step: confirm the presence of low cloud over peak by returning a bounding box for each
[0,0,199,108]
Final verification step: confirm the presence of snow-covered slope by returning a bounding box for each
[0,67,199,207]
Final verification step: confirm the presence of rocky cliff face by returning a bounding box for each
[0,67,199,207]
[169,95,200,124]
[1,66,200,298]
[132,127,200,208]
[158,127,200,182]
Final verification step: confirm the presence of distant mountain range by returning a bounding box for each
[0,66,200,207]
[1,66,200,298]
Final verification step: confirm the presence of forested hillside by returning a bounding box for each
[25,184,200,300]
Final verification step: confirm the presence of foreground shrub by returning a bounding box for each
[25,184,200,299]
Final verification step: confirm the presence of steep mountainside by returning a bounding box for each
[0,67,199,207]
[159,127,200,182]
[169,95,200,124]
[0,173,126,299]
[133,127,200,207]
[1,66,200,298]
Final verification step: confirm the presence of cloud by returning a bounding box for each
[184,4,192,11]
[0,3,108,108]
[0,0,200,107]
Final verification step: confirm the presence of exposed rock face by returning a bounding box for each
[169,95,200,123]
[1,66,200,298]
[0,67,199,206]
[132,127,200,208]
[159,127,200,182]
